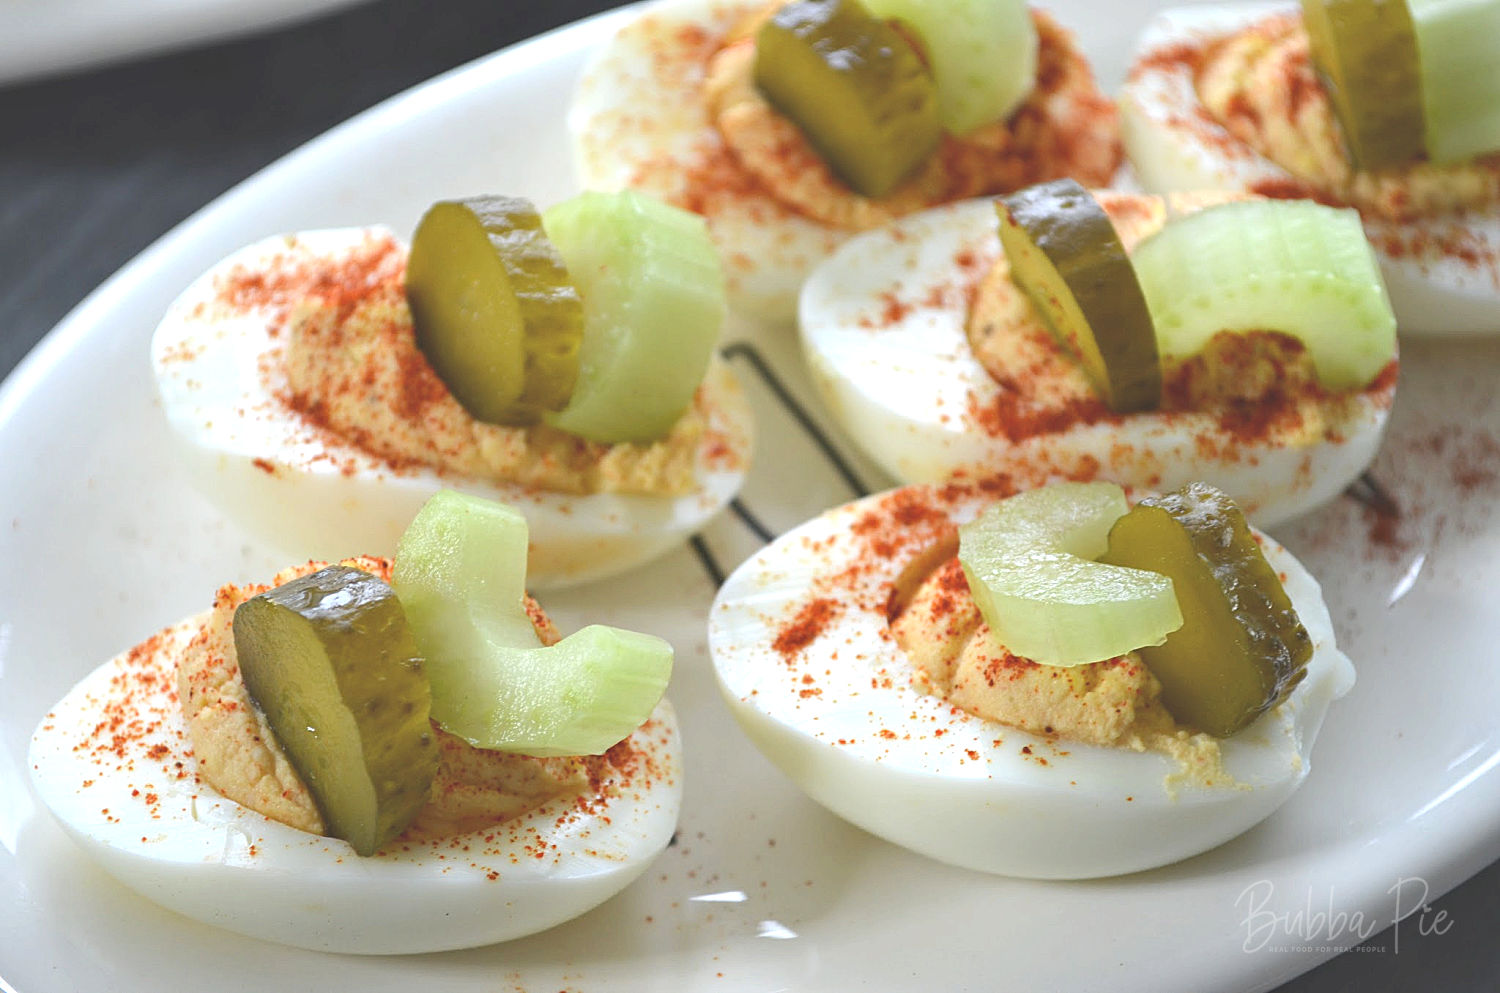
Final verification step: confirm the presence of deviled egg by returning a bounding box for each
[800,186,1398,527]
[571,0,1122,322]
[152,192,753,589]
[29,493,683,954]
[1120,2,1500,335]
[708,480,1354,879]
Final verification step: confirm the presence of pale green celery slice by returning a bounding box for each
[542,190,724,445]
[1131,199,1395,391]
[863,0,1038,133]
[957,482,1183,668]
[1409,0,1500,164]
[414,624,673,758]
[393,490,673,757]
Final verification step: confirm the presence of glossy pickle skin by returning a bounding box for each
[1300,0,1424,170]
[406,196,584,426]
[233,565,439,856]
[1101,483,1312,738]
[997,179,1162,413]
[753,0,942,199]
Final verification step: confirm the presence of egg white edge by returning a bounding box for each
[797,197,1393,530]
[26,613,685,955]
[1118,1,1500,336]
[149,228,754,590]
[707,485,1356,879]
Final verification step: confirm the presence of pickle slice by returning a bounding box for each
[997,179,1161,413]
[1100,483,1312,738]
[864,0,1037,133]
[393,491,674,757]
[754,0,941,198]
[1300,0,1424,170]
[1408,0,1500,164]
[405,196,583,425]
[233,565,438,856]
[957,481,1183,667]
[542,190,724,444]
[1131,198,1395,391]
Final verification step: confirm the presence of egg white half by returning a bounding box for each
[1119,2,1500,336]
[28,614,683,954]
[799,197,1394,528]
[151,229,753,590]
[707,484,1354,880]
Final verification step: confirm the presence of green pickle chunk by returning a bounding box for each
[754,0,941,198]
[997,179,1161,413]
[1300,0,1425,169]
[1100,483,1313,738]
[406,196,584,425]
[233,565,438,856]
[1408,0,1500,164]
[393,491,674,758]
[957,481,1183,667]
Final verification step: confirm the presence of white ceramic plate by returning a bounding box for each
[2,3,1498,991]
[0,0,372,85]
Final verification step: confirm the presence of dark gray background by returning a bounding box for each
[0,1,1493,989]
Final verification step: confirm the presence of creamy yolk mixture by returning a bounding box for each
[889,539,1229,783]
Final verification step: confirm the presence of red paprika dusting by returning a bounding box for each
[391,347,451,423]
[1223,91,1262,132]
[671,22,711,53]
[878,291,912,325]
[1129,32,1260,165]
[1377,224,1499,283]
[216,234,404,327]
[666,134,785,223]
[1364,501,1403,550]
[773,597,843,660]
[1367,361,1400,396]
[1128,40,1208,82]
[1247,177,1343,208]
[923,558,972,626]
[888,492,951,530]
[1452,432,1500,491]
[1282,43,1321,121]
[980,648,1048,687]
[969,388,1115,442]
[700,423,739,470]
